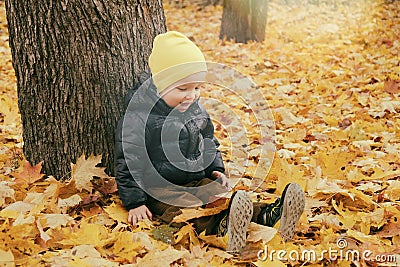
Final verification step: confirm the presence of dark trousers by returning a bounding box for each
[147,178,267,234]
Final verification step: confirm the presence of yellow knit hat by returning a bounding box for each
[148,31,207,92]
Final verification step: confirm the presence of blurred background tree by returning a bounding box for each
[219,0,269,43]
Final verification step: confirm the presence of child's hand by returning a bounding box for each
[212,171,230,190]
[128,205,153,227]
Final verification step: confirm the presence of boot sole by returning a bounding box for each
[279,183,305,241]
[226,190,253,253]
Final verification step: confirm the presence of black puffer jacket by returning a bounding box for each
[115,76,225,211]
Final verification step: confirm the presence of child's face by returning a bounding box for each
[160,72,205,112]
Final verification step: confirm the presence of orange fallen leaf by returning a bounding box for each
[80,204,104,217]
[12,160,45,185]
[376,222,400,238]
[384,78,400,94]
[97,177,118,195]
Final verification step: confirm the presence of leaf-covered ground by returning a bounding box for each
[1,0,400,266]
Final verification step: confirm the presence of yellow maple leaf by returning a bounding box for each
[58,221,112,247]
[315,149,354,180]
[0,223,43,261]
[111,232,149,261]
[13,213,35,226]
[269,157,307,195]
[70,154,109,192]
[103,202,129,224]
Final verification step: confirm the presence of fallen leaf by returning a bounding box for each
[136,246,189,267]
[40,214,74,229]
[309,213,341,228]
[70,154,109,192]
[103,202,129,224]
[198,231,227,250]
[247,222,278,244]
[81,194,100,205]
[172,199,229,223]
[57,194,82,213]
[0,201,34,218]
[0,181,15,206]
[274,108,307,126]
[384,78,400,94]
[13,213,35,228]
[132,232,154,250]
[36,218,51,244]
[12,160,45,185]
[152,225,179,244]
[111,231,148,262]
[0,249,14,267]
[338,117,352,129]
[347,229,390,246]
[385,180,400,201]
[58,221,112,247]
[376,222,400,238]
[80,205,104,217]
[307,178,349,197]
[173,224,200,247]
[97,177,118,195]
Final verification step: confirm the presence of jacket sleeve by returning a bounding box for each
[114,115,148,211]
[201,115,225,178]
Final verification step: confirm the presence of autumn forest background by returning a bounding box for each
[0,0,400,266]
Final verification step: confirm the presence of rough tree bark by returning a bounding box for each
[219,0,269,43]
[5,0,166,179]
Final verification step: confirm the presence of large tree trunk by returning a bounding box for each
[219,0,268,43]
[5,0,166,179]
